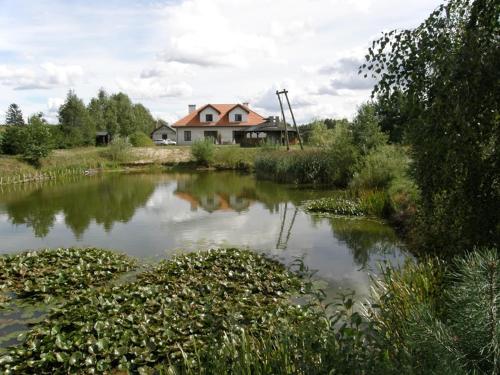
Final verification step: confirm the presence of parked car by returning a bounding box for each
[154,139,177,146]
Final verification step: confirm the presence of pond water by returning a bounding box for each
[0,171,406,348]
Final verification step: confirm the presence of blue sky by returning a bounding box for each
[0,0,443,123]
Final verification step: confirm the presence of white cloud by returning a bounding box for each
[0,63,83,90]
[117,77,192,99]
[47,97,64,113]
[140,62,195,79]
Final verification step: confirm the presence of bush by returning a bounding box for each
[129,131,154,147]
[351,145,409,189]
[191,139,215,166]
[102,136,131,162]
[22,123,53,166]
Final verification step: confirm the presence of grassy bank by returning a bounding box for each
[1,247,497,374]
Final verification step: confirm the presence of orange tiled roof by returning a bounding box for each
[172,104,266,127]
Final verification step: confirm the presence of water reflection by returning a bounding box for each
[0,171,405,284]
[1,175,156,238]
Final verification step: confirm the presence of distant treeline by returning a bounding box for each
[1,89,158,149]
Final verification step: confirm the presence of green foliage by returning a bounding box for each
[22,121,53,166]
[5,103,24,126]
[0,248,304,374]
[351,145,409,190]
[367,249,499,375]
[364,0,500,255]
[1,125,25,155]
[359,190,392,217]
[103,136,131,162]
[212,146,255,170]
[129,131,154,147]
[307,121,336,147]
[352,102,388,154]
[374,91,411,143]
[191,139,215,166]
[0,248,136,305]
[58,90,95,147]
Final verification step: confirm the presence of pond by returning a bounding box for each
[0,171,406,348]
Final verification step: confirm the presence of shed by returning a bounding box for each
[151,122,176,142]
[96,131,111,146]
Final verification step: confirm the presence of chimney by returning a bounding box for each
[242,102,249,107]
[188,104,196,114]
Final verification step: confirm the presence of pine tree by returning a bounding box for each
[5,103,25,126]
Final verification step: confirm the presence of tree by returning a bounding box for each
[58,90,95,146]
[363,0,499,255]
[351,103,388,155]
[88,88,108,132]
[133,103,156,135]
[5,103,25,126]
[308,121,336,147]
[110,92,135,137]
[23,118,53,166]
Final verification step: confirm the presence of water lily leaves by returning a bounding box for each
[0,248,307,373]
[0,248,137,305]
[304,197,365,216]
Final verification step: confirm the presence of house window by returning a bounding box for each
[234,114,242,122]
[205,114,213,122]
[184,131,191,142]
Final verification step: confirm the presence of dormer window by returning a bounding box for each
[205,114,213,122]
[234,114,242,122]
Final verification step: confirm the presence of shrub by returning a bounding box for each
[102,136,131,162]
[307,120,335,147]
[22,123,53,166]
[129,131,154,147]
[191,138,215,166]
[351,145,409,189]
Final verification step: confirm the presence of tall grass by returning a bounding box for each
[254,149,355,186]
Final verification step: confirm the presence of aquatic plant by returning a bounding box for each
[303,197,365,216]
[0,248,305,374]
[0,247,136,304]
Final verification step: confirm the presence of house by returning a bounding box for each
[172,103,267,145]
[151,120,176,142]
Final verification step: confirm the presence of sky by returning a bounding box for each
[0,0,443,124]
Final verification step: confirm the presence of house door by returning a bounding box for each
[233,131,245,144]
[204,131,218,143]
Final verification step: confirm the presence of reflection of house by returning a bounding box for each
[172,103,267,145]
[151,121,176,142]
[175,191,252,213]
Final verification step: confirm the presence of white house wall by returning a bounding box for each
[199,107,220,123]
[176,127,249,145]
[228,107,248,123]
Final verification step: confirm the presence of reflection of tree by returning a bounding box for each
[4,175,156,238]
[328,217,399,267]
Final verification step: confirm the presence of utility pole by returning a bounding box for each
[282,90,304,150]
[276,89,304,150]
[276,90,290,151]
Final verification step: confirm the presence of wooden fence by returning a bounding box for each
[0,168,89,186]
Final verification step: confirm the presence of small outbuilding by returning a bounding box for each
[242,116,298,147]
[96,131,111,146]
[151,121,176,142]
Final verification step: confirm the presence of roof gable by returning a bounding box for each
[173,104,266,127]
